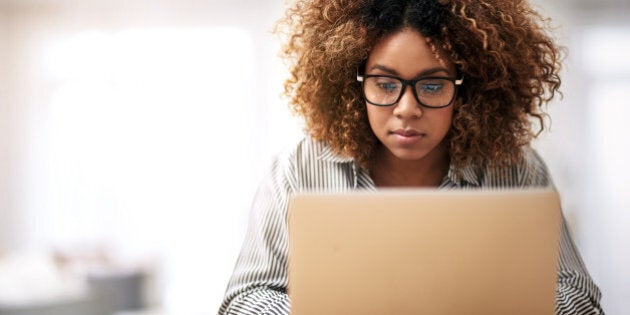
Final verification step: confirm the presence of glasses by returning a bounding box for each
[357,74,464,108]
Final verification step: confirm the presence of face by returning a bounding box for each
[365,28,457,165]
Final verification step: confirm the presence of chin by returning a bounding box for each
[390,149,432,161]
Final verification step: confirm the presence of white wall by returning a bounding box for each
[0,5,15,251]
[0,3,30,253]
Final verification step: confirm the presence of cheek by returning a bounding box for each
[445,109,455,126]
[366,105,390,129]
[433,108,455,131]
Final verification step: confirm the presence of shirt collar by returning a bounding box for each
[316,145,360,189]
[443,161,481,187]
[316,143,481,188]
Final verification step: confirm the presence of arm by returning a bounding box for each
[519,149,604,314]
[555,216,604,315]
[218,158,292,315]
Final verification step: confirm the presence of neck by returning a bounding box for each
[370,145,450,188]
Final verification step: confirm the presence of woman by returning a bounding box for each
[218,0,604,314]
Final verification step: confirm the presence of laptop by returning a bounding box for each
[287,188,561,315]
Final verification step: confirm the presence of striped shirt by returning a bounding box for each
[218,137,604,315]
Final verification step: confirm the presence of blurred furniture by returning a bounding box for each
[0,253,146,315]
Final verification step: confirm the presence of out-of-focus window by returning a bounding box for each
[41,27,260,313]
[581,26,630,315]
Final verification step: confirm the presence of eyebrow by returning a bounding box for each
[368,64,452,77]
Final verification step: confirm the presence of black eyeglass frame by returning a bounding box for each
[356,73,465,108]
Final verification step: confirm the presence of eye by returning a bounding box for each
[417,80,445,95]
[420,83,443,93]
[373,78,401,94]
[378,83,398,93]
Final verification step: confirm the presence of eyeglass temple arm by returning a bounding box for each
[356,70,364,82]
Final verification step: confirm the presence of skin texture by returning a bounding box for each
[365,29,455,186]
[276,0,563,171]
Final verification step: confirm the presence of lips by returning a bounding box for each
[390,129,426,145]
[392,129,424,137]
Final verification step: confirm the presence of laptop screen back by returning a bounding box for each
[288,189,561,315]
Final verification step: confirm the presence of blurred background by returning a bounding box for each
[0,0,627,314]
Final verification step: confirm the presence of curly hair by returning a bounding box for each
[276,0,563,170]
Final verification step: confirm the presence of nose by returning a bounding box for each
[392,85,422,119]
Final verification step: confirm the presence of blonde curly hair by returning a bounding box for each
[276,0,563,169]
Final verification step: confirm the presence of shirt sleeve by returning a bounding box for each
[217,156,292,315]
[521,148,604,314]
[556,215,604,315]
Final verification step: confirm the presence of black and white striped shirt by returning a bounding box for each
[218,137,604,315]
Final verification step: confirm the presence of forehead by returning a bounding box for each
[367,29,455,76]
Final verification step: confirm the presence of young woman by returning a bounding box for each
[218,0,604,314]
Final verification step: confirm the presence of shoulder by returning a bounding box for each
[479,146,553,188]
[281,136,333,161]
[272,136,356,191]
[275,136,353,165]
[273,136,332,171]
[518,146,553,187]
